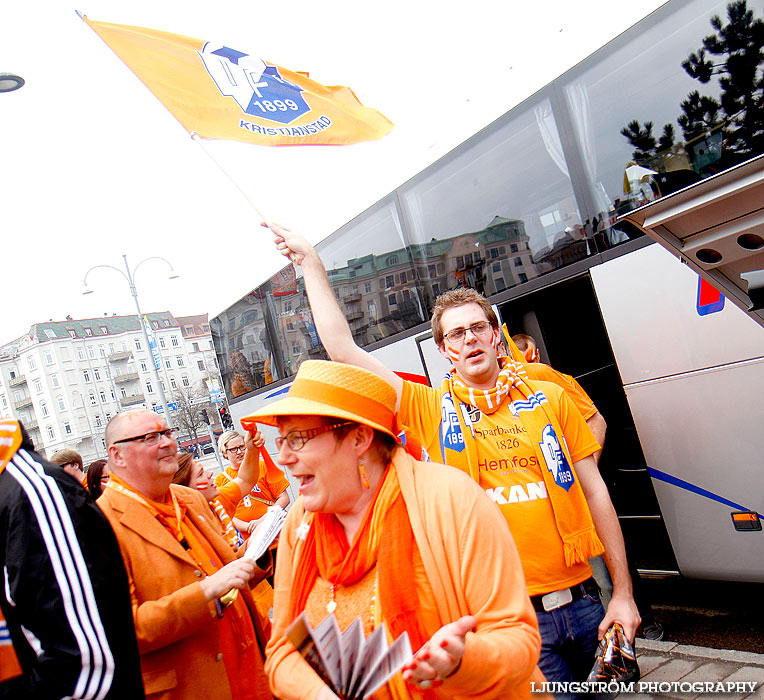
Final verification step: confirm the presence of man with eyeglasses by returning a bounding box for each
[268,224,639,697]
[98,409,273,700]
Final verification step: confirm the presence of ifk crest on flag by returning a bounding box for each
[81,17,393,146]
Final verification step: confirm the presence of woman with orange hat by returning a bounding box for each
[244,360,545,700]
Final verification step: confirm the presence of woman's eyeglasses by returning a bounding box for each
[275,422,352,451]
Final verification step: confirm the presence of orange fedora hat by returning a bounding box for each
[240,360,398,438]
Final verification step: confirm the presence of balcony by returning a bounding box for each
[108,351,133,363]
[22,418,38,430]
[113,372,139,384]
[9,374,26,387]
[347,311,364,321]
[14,396,33,410]
[344,293,362,303]
[120,393,146,407]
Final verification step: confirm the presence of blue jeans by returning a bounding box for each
[536,590,605,700]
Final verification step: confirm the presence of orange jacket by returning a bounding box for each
[98,484,272,700]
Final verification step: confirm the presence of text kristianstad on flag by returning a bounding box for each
[82,17,393,146]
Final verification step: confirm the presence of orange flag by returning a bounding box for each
[81,16,393,147]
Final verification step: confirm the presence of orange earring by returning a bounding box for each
[358,459,371,490]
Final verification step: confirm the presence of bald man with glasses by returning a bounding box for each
[99,409,273,700]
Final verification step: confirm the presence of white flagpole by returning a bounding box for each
[190,132,270,225]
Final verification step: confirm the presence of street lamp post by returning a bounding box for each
[83,255,178,426]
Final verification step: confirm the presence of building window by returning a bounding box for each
[105,412,111,421]
[197,360,205,371]
[192,342,200,352]
[101,439,106,450]
[140,361,148,372]
[44,351,53,365]
[88,347,95,359]
[286,321,295,331]
[510,244,518,253]
[27,356,36,370]
[163,319,170,327]
[83,370,91,383]
[146,381,153,394]
[135,339,142,351]
[171,336,179,347]
[165,358,172,369]
[181,375,189,387]
[47,426,55,440]
[518,273,528,283]
[99,346,105,357]
[77,348,85,361]
[90,393,97,405]
[100,326,108,335]
[160,381,166,392]
[432,283,441,296]
[386,255,399,265]
[185,326,194,334]
[109,343,115,353]
[68,330,77,339]
[388,293,396,306]
[152,321,160,330]
[428,265,437,278]
[33,379,42,393]
[202,324,209,332]
[159,337,166,349]
[93,368,101,381]
[41,402,49,417]
[170,377,177,390]
[177,357,184,367]
[385,275,394,288]
[57,396,66,412]
[514,257,522,267]
[493,262,502,273]
[100,390,106,403]
[84,328,93,337]
[399,271,407,284]
[402,289,411,300]
[490,248,499,259]
[111,388,116,400]
[120,387,127,398]
[95,415,102,427]
[364,283,372,293]
[64,422,72,435]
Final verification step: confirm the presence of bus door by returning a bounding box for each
[498,273,678,575]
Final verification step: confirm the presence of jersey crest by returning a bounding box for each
[539,424,575,491]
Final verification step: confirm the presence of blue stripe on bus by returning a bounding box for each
[647,466,762,517]
[265,385,291,400]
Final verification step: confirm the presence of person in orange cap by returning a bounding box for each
[245,360,546,700]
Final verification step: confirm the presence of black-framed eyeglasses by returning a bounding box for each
[275,422,352,452]
[442,321,493,345]
[113,427,179,445]
[226,444,247,454]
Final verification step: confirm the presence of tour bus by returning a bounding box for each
[210,0,764,582]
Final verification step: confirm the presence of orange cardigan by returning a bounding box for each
[266,451,545,699]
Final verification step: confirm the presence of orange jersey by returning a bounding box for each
[523,363,597,420]
[215,461,289,523]
[401,379,600,595]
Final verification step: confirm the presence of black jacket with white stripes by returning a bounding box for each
[0,426,144,699]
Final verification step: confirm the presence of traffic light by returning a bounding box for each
[219,406,233,429]
[199,409,210,425]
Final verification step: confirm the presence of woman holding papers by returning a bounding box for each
[173,438,278,619]
[244,360,546,700]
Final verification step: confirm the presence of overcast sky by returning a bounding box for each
[1,0,663,344]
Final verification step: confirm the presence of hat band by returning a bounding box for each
[289,377,395,434]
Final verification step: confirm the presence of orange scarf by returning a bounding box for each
[0,608,22,683]
[440,358,604,567]
[289,461,435,700]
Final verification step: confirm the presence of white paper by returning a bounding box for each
[242,504,286,562]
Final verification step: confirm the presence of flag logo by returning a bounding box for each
[200,45,310,125]
[539,424,575,491]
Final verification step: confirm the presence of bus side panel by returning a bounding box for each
[591,244,764,582]
[624,361,764,581]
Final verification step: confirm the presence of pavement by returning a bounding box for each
[613,637,764,699]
